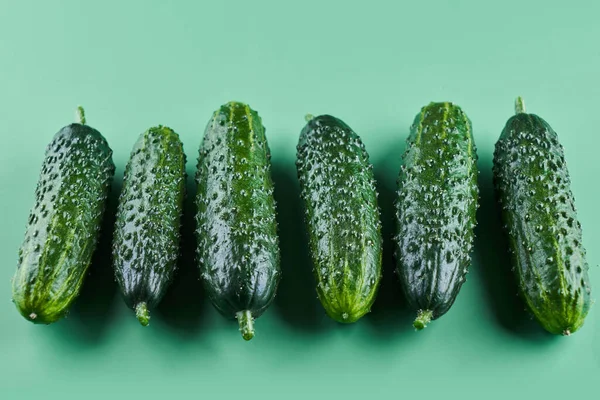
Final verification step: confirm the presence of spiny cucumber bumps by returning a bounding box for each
[296,115,382,323]
[196,101,280,340]
[12,107,115,324]
[493,97,591,335]
[113,126,186,326]
[395,102,478,330]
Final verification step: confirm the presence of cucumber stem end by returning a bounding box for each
[515,97,526,114]
[135,302,150,327]
[237,310,255,341]
[413,309,433,330]
[77,106,86,125]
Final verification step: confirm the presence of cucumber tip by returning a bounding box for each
[237,310,255,341]
[135,302,150,327]
[413,309,433,331]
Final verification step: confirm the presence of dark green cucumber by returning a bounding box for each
[12,107,115,324]
[113,126,186,326]
[493,97,591,335]
[395,102,478,330]
[296,115,382,323]
[196,101,280,340]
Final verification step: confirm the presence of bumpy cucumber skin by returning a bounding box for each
[113,126,186,326]
[493,110,591,335]
[196,102,280,334]
[395,102,478,327]
[296,115,382,323]
[12,123,114,324]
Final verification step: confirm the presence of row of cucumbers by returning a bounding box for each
[12,99,591,340]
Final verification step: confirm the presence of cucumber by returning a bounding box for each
[12,107,115,324]
[493,97,591,335]
[113,126,186,326]
[394,102,478,330]
[296,115,382,323]
[196,101,280,341]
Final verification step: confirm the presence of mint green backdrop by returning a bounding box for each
[1,0,598,398]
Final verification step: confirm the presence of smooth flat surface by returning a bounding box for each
[1,0,599,398]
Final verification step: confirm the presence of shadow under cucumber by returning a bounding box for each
[473,156,555,341]
[364,136,414,336]
[271,160,329,333]
[155,169,206,336]
[53,177,122,344]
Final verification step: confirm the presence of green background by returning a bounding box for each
[1,0,598,398]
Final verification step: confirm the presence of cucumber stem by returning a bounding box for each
[305,114,315,122]
[563,329,571,336]
[237,310,255,341]
[77,106,86,125]
[135,302,150,326]
[515,97,526,114]
[413,309,433,330]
